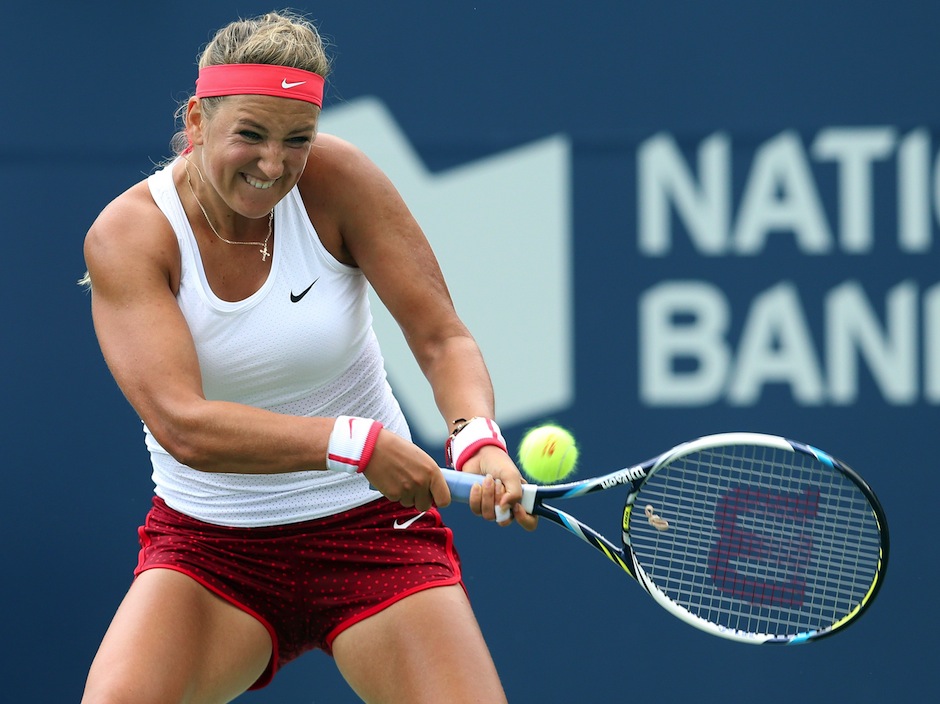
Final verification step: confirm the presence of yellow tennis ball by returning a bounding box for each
[517,424,579,483]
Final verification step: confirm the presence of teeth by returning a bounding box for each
[244,174,276,189]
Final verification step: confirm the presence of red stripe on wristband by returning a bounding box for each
[445,417,507,471]
[358,420,384,473]
[327,416,384,473]
[454,438,507,471]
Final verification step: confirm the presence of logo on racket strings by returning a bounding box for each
[709,486,819,607]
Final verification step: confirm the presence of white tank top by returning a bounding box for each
[143,160,410,526]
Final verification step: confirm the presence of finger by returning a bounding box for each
[414,490,433,513]
[480,474,497,520]
[498,470,524,506]
[513,503,539,531]
[429,467,452,509]
[494,478,512,525]
[495,479,512,526]
[468,482,483,516]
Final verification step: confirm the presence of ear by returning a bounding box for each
[186,97,205,147]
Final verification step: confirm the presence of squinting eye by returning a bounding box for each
[240,131,262,141]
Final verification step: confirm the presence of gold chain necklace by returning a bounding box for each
[184,159,273,261]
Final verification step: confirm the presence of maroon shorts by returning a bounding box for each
[135,496,463,689]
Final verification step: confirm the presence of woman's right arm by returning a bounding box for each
[83,181,447,511]
[83,183,336,474]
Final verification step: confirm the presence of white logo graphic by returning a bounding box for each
[636,129,939,407]
[281,79,306,89]
[319,98,574,442]
[393,512,427,530]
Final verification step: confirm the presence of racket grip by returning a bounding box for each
[441,468,512,522]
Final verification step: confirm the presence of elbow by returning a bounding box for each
[409,326,477,373]
[164,435,208,470]
[148,415,214,470]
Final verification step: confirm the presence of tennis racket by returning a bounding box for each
[443,432,888,645]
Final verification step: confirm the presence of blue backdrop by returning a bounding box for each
[3,1,935,701]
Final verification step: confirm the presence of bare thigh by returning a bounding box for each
[332,585,507,704]
[82,568,273,704]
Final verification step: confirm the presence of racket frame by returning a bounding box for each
[443,432,889,645]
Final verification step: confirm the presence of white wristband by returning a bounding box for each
[445,417,507,471]
[327,416,384,474]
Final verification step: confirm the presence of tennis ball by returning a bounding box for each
[517,424,579,483]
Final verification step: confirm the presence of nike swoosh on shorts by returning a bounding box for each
[393,511,427,530]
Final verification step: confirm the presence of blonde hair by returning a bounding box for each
[80,11,332,291]
[170,10,332,155]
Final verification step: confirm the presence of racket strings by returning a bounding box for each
[628,444,882,639]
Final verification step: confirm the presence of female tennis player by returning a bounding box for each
[80,10,535,703]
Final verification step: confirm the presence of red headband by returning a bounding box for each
[195,64,324,106]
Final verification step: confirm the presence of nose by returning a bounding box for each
[257,141,286,179]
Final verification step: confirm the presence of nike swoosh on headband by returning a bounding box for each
[195,64,324,106]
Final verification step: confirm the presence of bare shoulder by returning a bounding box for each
[298,133,405,266]
[299,132,388,201]
[299,133,457,334]
[305,132,373,173]
[84,176,180,294]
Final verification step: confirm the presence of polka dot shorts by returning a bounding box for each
[135,496,463,689]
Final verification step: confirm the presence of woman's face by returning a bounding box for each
[188,94,319,218]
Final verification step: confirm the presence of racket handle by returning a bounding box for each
[441,468,512,522]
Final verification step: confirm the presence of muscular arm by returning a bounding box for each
[302,137,536,526]
[84,181,333,474]
[303,136,497,433]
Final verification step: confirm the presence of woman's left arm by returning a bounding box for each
[301,134,535,527]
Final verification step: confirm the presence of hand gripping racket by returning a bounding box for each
[443,432,888,644]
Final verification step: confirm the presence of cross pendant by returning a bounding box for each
[261,242,271,261]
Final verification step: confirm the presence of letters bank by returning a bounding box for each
[634,127,939,408]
